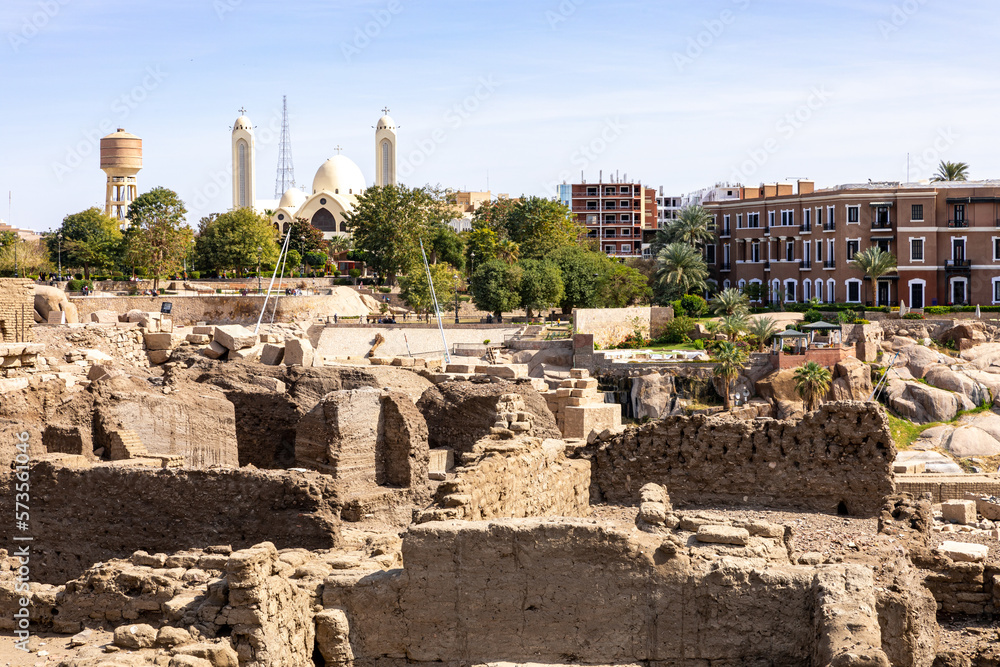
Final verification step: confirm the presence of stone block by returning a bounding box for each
[200,341,227,360]
[392,356,415,368]
[565,397,586,406]
[186,334,211,345]
[192,325,214,336]
[576,378,599,390]
[284,338,314,367]
[429,448,454,480]
[147,349,172,364]
[562,403,622,439]
[938,540,989,563]
[696,525,750,546]
[212,324,258,351]
[89,310,118,323]
[974,496,1000,522]
[160,317,173,333]
[570,389,587,398]
[555,388,572,398]
[570,368,589,379]
[144,332,174,351]
[446,364,476,374]
[260,343,284,366]
[893,461,926,474]
[230,343,263,362]
[486,364,529,379]
[942,499,977,525]
[47,310,66,324]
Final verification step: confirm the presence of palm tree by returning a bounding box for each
[654,242,708,300]
[850,246,897,307]
[497,239,520,264]
[719,313,748,342]
[713,342,748,410]
[931,161,970,182]
[665,205,715,248]
[709,287,750,317]
[794,361,832,411]
[649,227,672,258]
[747,316,778,352]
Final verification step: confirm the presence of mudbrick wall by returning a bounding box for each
[416,437,591,523]
[326,519,895,667]
[0,278,34,342]
[587,400,896,516]
[0,464,341,584]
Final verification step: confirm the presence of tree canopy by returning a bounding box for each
[123,187,192,287]
[932,161,969,182]
[471,196,583,261]
[399,262,461,315]
[470,258,521,320]
[195,207,279,275]
[518,259,564,318]
[46,207,122,279]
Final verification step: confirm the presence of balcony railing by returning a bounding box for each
[800,260,812,270]
[871,220,892,230]
[824,260,836,269]
[800,223,812,233]
[764,260,771,270]
[945,259,972,270]
[720,227,731,237]
[720,262,731,272]
[764,225,771,235]
[948,219,969,228]
[823,223,836,232]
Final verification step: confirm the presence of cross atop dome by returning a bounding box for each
[335,145,343,155]
[239,107,247,115]
[381,107,390,115]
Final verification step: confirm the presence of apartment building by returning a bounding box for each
[655,187,683,227]
[564,179,657,257]
[706,180,1000,309]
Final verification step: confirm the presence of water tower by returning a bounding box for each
[100,128,142,219]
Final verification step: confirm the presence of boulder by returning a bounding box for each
[944,426,1000,457]
[755,368,801,405]
[940,322,988,349]
[630,372,676,420]
[941,500,977,525]
[889,335,918,351]
[911,424,954,450]
[147,349,172,365]
[89,310,118,323]
[696,525,749,546]
[284,338,314,367]
[212,324,258,351]
[886,379,974,424]
[924,366,989,406]
[113,623,157,649]
[899,345,943,379]
[938,540,989,563]
[229,344,263,362]
[260,343,285,366]
[828,357,873,402]
[315,608,354,667]
[201,341,227,360]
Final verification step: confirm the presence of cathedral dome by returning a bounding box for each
[377,115,396,131]
[278,187,307,210]
[313,155,366,195]
[233,115,252,132]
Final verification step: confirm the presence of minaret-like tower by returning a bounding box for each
[100,128,142,219]
[375,107,397,187]
[232,109,256,209]
[274,96,295,197]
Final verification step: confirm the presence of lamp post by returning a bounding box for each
[454,273,461,324]
[256,245,263,293]
[469,251,475,277]
[56,233,62,281]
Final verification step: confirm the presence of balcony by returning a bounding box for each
[823,223,836,232]
[720,262,731,272]
[604,203,617,210]
[948,219,969,228]
[871,220,892,230]
[945,259,972,272]
[764,261,771,271]
[800,223,812,233]
[720,226,731,238]
[824,260,836,269]
[800,260,812,270]
[764,225,771,236]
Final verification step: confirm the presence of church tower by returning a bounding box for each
[232,109,256,209]
[375,108,397,187]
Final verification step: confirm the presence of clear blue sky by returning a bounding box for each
[2,0,999,232]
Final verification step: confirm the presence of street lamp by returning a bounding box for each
[56,233,62,281]
[256,245,263,293]
[469,251,475,276]
[454,273,461,324]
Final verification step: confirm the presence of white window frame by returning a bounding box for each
[768,211,775,228]
[723,279,731,290]
[748,278,763,302]
[771,279,781,302]
[780,209,794,226]
[950,276,968,305]
[803,240,811,265]
[724,243,730,264]
[846,205,860,224]
[993,237,1000,262]
[911,237,925,263]
[908,279,926,310]
[815,206,823,226]
[826,206,835,229]
[604,245,615,254]
[826,239,835,267]
[784,278,798,303]
[786,240,795,262]
[846,237,861,261]
[827,279,836,303]
[737,279,746,291]
[621,244,631,254]
[705,244,716,265]
[952,235,968,261]
[911,204,924,222]
[803,279,811,302]
[816,241,823,262]
[751,241,760,263]
[815,278,824,303]
[803,208,811,229]
[737,213,743,229]
[845,278,862,304]
[993,277,1000,305]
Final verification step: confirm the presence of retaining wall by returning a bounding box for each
[573,306,673,350]
[315,324,520,359]
[587,401,895,516]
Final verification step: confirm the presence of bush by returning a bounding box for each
[924,306,950,314]
[679,294,708,317]
[693,338,705,350]
[902,313,925,320]
[73,273,83,280]
[112,272,124,280]
[803,308,823,323]
[337,278,352,285]
[91,275,109,282]
[67,279,92,292]
[654,315,696,345]
[853,318,870,325]
[378,286,391,294]
[349,268,362,279]
[189,271,200,279]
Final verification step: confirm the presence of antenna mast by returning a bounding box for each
[274,96,295,197]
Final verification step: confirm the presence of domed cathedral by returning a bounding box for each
[228,107,398,240]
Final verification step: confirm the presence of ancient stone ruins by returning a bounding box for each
[8,279,1000,665]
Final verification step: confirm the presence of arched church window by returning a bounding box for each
[312,208,336,232]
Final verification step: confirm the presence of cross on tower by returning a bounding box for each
[381,107,390,115]
[335,145,343,155]
[239,107,247,115]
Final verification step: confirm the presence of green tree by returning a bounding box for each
[429,225,465,269]
[743,281,764,304]
[305,251,327,268]
[399,262,460,314]
[713,342,748,410]
[0,239,51,276]
[194,207,279,276]
[550,245,609,314]
[794,361,833,411]
[470,258,521,321]
[747,316,778,352]
[123,187,192,288]
[465,226,500,268]
[47,207,122,279]
[850,246,897,307]
[710,287,750,317]
[719,313,749,342]
[343,185,434,285]
[287,218,326,254]
[0,230,18,248]
[600,263,653,308]
[931,161,970,182]
[664,205,714,247]
[472,196,583,260]
[654,242,708,301]
[285,249,302,274]
[518,259,564,318]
